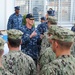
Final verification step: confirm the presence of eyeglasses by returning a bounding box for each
[29,19,34,20]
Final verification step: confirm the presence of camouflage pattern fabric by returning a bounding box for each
[19,25,40,60]
[40,47,56,70]
[7,13,22,30]
[48,25,74,42]
[2,50,36,75]
[40,26,75,75]
[0,67,13,75]
[37,22,48,35]
[7,29,23,40]
[47,16,57,24]
[71,34,75,57]
[0,37,5,50]
[40,33,50,55]
[40,55,75,75]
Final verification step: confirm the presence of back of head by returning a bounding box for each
[7,29,23,47]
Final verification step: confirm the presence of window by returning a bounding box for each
[15,0,75,24]
[46,0,58,20]
[73,0,75,23]
[31,0,44,21]
[59,0,71,23]
[46,0,72,23]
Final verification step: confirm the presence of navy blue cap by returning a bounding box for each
[15,6,20,10]
[41,17,46,21]
[26,14,34,20]
[47,10,55,16]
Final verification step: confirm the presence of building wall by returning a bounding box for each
[0,0,15,30]
[15,0,75,28]
[0,0,6,30]
[0,0,75,30]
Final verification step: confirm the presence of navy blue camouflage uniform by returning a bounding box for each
[37,22,48,54]
[37,22,48,35]
[19,25,40,64]
[7,13,22,30]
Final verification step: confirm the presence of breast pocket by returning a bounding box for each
[13,18,17,23]
[18,17,22,23]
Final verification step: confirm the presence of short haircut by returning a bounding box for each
[53,39,73,49]
[8,38,21,47]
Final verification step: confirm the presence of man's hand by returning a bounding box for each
[30,31,37,38]
[40,34,44,39]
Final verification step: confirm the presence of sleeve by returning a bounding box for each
[40,48,56,69]
[7,16,13,30]
[18,26,31,45]
[40,64,56,75]
[27,56,37,75]
[37,24,44,34]
[2,55,7,69]
[4,70,14,75]
[37,24,40,33]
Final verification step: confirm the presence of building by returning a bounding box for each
[0,0,75,30]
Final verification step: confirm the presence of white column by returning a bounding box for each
[44,0,47,16]
[58,0,61,24]
[0,0,6,30]
[70,0,74,23]
[29,0,32,13]
[5,0,15,30]
[0,0,15,30]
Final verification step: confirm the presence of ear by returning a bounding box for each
[7,42,9,45]
[7,42,10,48]
[20,40,22,45]
[55,41,59,48]
[26,18,28,22]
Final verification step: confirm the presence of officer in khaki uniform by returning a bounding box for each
[40,25,75,75]
[2,29,36,75]
[0,37,13,75]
